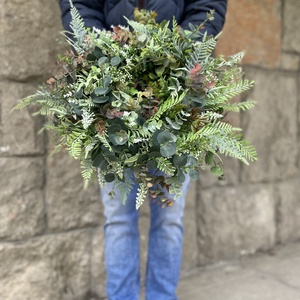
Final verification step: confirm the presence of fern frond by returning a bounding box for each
[157,157,176,176]
[207,80,254,103]
[81,159,95,187]
[67,0,87,54]
[136,182,148,209]
[12,95,35,111]
[115,170,134,204]
[221,100,256,112]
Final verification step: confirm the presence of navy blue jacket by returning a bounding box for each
[59,0,227,37]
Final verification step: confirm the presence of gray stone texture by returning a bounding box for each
[276,178,300,243]
[0,0,63,81]
[241,69,298,183]
[0,157,45,241]
[0,230,90,300]
[46,149,102,232]
[197,184,276,265]
[0,82,46,156]
[283,0,300,52]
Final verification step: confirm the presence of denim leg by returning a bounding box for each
[145,176,190,300]
[101,181,140,300]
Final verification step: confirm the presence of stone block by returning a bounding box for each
[0,230,90,300]
[90,227,106,299]
[197,184,275,265]
[215,0,281,69]
[0,157,45,241]
[0,0,63,81]
[276,178,300,243]
[182,206,198,272]
[241,68,298,183]
[46,149,103,232]
[280,52,300,71]
[0,82,46,155]
[283,0,300,52]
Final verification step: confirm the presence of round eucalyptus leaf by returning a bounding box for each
[157,130,173,144]
[104,173,115,182]
[114,130,128,145]
[98,57,108,65]
[177,169,186,183]
[92,96,109,104]
[110,56,121,66]
[173,154,188,167]
[95,87,109,95]
[103,75,111,87]
[146,160,158,170]
[189,169,200,180]
[107,124,122,134]
[210,165,223,176]
[160,142,176,157]
[187,155,198,166]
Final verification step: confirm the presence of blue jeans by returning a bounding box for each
[100,175,190,300]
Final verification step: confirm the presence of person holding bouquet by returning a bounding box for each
[58,1,227,299]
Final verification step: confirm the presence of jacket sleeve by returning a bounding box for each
[180,0,227,36]
[59,0,106,32]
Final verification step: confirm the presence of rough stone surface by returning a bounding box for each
[197,184,276,265]
[215,0,281,68]
[46,149,102,232]
[178,242,300,300]
[0,230,90,300]
[0,157,45,241]
[182,181,198,271]
[283,0,300,52]
[276,178,300,243]
[0,0,63,80]
[280,52,300,71]
[90,227,106,300]
[241,69,298,183]
[0,82,46,156]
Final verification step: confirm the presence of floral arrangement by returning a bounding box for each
[14,4,257,208]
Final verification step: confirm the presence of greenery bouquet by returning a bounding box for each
[15,4,257,208]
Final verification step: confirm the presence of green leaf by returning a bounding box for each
[189,169,200,180]
[205,151,214,165]
[92,96,109,104]
[75,88,83,98]
[94,46,103,58]
[114,130,128,145]
[95,87,109,95]
[210,165,223,176]
[92,153,109,170]
[187,155,198,166]
[104,173,115,182]
[146,160,158,170]
[103,75,111,87]
[157,130,176,144]
[160,142,176,157]
[138,33,147,42]
[173,154,188,167]
[107,124,122,134]
[98,57,108,64]
[111,56,121,66]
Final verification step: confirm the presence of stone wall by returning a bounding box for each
[0,0,299,299]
